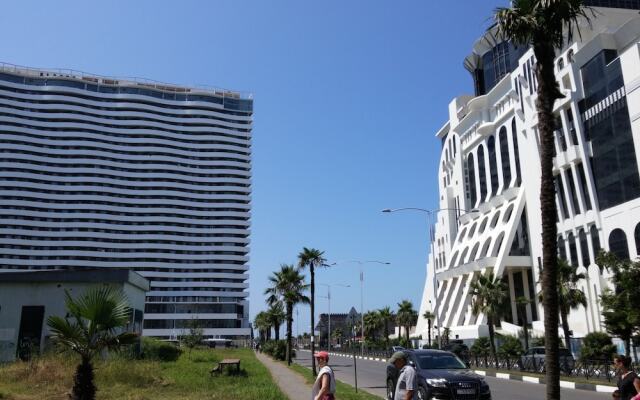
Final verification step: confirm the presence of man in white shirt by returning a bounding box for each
[390,351,416,400]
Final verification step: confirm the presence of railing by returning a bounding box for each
[466,354,640,383]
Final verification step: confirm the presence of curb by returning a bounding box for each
[300,350,617,394]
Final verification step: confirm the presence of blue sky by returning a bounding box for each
[0,1,508,335]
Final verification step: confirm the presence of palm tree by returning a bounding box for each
[422,311,435,347]
[493,2,592,398]
[378,306,394,345]
[265,264,310,365]
[539,259,587,350]
[254,311,272,342]
[470,271,509,361]
[396,300,418,344]
[47,287,138,400]
[266,302,285,341]
[332,327,344,347]
[516,296,532,351]
[297,247,327,375]
[363,311,382,342]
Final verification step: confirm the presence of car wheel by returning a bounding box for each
[416,386,428,400]
[386,379,395,400]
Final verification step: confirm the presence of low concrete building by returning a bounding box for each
[0,269,149,362]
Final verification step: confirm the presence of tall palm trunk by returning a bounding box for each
[310,265,316,376]
[534,39,562,400]
[488,317,497,361]
[72,356,96,400]
[274,323,280,341]
[522,309,530,351]
[405,324,410,343]
[560,307,571,350]
[427,319,432,347]
[286,301,293,365]
[384,321,390,345]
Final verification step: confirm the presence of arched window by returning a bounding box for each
[492,232,505,257]
[480,238,492,258]
[579,228,590,266]
[488,136,499,196]
[499,126,512,189]
[467,154,477,207]
[453,136,457,156]
[512,118,522,186]
[590,225,601,258]
[568,232,578,267]
[635,223,640,255]
[609,229,630,260]
[558,236,567,261]
[478,145,488,202]
[449,251,459,268]
[567,49,574,63]
[557,58,565,71]
[503,204,515,223]
[458,228,468,243]
[468,223,478,238]
[469,242,480,261]
[490,211,501,228]
[479,217,488,234]
[459,247,470,265]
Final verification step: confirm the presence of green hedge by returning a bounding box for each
[141,337,182,361]
[262,340,294,361]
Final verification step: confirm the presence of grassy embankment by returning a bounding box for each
[0,348,286,400]
[288,362,382,400]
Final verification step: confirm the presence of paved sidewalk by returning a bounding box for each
[255,351,311,400]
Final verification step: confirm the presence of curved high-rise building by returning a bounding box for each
[416,3,640,348]
[0,63,252,339]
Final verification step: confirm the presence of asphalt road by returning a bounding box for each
[294,350,608,400]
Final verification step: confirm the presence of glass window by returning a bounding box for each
[469,242,480,261]
[512,118,522,186]
[567,109,579,146]
[478,145,488,202]
[576,163,592,211]
[568,233,579,267]
[417,353,466,370]
[608,228,629,260]
[558,236,567,261]
[566,169,581,215]
[492,232,505,257]
[488,136,499,196]
[499,127,512,189]
[590,225,601,258]
[555,175,569,219]
[555,115,567,152]
[480,238,492,258]
[467,154,477,207]
[579,228,590,266]
[635,223,640,256]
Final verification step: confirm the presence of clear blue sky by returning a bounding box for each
[1,1,508,335]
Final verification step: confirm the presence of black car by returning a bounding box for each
[386,349,491,400]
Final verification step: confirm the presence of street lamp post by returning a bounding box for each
[318,283,350,351]
[382,207,479,348]
[329,260,390,355]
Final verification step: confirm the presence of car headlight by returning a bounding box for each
[426,378,448,388]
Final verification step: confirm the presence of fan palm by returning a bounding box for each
[493,2,592,398]
[470,271,509,361]
[378,306,394,345]
[422,311,435,347]
[363,311,383,342]
[266,302,285,341]
[297,247,327,375]
[47,286,138,400]
[396,300,418,343]
[265,264,310,365]
[254,311,272,341]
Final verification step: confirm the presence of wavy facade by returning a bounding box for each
[0,64,252,339]
[416,4,640,346]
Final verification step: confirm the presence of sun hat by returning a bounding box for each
[389,351,407,363]
[314,351,329,360]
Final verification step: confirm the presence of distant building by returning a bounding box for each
[0,64,253,339]
[315,307,360,347]
[0,269,149,362]
[416,3,640,343]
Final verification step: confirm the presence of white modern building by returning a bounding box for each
[0,64,252,339]
[416,2,640,343]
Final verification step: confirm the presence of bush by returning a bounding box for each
[497,335,523,359]
[531,336,545,347]
[261,340,293,361]
[141,337,182,362]
[470,337,491,356]
[580,332,617,361]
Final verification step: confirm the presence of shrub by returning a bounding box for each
[470,337,491,356]
[580,332,617,361]
[497,335,523,359]
[261,340,292,361]
[141,337,182,362]
[531,336,545,347]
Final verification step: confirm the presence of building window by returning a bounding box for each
[488,136,499,196]
[512,118,522,186]
[492,232,505,257]
[576,163,592,211]
[467,154,477,207]
[555,175,569,220]
[567,109,578,146]
[579,228,590,266]
[635,223,640,256]
[558,236,567,261]
[499,126,512,189]
[480,238,492,258]
[567,49,575,63]
[566,169,581,215]
[469,242,480,261]
[608,228,629,260]
[568,232,579,267]
[478,145,488,202]
[557,58,565,71]
[555,115,567,152]
[590,225,601,259]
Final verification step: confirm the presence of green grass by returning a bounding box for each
[474,367,617,387]
[0,348,287,400]
[288,362,382,400]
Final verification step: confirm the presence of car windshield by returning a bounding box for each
[417,354,467,370]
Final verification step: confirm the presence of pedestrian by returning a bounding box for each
[614,355,640,400]
[389,351,416,400]
[312,351,336,400]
